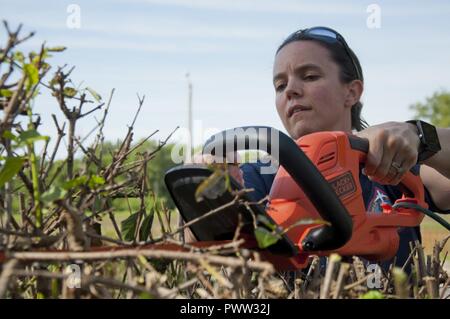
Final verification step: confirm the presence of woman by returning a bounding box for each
[239,26,450,271]
[193,26,450,272]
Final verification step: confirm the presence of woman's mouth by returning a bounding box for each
[287,105,312,118]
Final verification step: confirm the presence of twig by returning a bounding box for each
[8,249,275,273]
[159,277,198,298]
[320,254,340,299]
[333,263,349,299]
[440,277,450,299]
[424,276,438,298]
[167,193,244,238]
[0,259,18,298]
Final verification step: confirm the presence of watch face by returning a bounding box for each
[420,121,441,151]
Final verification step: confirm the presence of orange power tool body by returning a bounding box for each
[262,130,426,269]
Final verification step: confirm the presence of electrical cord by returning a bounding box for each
[392,202,450,231]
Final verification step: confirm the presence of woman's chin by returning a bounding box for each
[290,124,314,140]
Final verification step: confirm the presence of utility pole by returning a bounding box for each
[179,73,193,243]
[185,72,193,163]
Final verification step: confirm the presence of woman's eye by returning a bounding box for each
[275,83,286,92]
[304,74,319,81]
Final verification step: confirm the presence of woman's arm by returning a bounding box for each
[356,122,450,211]
[420,128,450,210]
[420,165,450,211]
[423,128,450,179]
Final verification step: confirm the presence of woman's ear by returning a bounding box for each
[345,80,363,108]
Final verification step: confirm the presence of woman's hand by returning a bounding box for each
[192,153,245,186]
[354,121,420,185]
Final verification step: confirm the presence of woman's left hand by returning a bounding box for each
[354,121,421,185]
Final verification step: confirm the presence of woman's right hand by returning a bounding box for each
[191,153,245,187]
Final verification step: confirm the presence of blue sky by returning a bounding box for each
[2,0,450,154]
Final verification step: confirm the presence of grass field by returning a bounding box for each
[101,209,179,240]
[420,215,450,256]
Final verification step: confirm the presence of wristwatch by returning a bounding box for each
[406,120,441,163]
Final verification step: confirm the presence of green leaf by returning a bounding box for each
[29,51,38,61]
[13,51,25,63]
[88,175,105,189]
[360,290,384,299]
[139,292,153,299]
[24,63,39,87]
[48,76,59,87]
[31,50,52,65]
[92,196,103,212]
[41,62,50,71]
[47,46,67,52]
[62,175,105,190]
[254,227,281,249]
[62,176,88,190]
[139,211,154,241]
[121,212,140,241]
[0,89,13,98]
[18,129,49,146]
[195,168,226,202]
[86,87,102,102]
[41,186,67,203]
[256,215,277,231]
[0,156,25,188]
[2,130,18,142]
[51,278,59,299]
[63,87,77,97]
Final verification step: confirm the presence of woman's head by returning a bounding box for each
[273,27,367,139]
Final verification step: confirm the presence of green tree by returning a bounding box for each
[409,89,450,127]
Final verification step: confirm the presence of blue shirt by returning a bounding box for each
[240,161,449,272]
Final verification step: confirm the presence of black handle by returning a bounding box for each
[202,126,353,251]
[348,135,369,153]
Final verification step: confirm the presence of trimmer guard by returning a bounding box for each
[164,164,297,256]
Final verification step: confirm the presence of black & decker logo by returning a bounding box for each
[329,172,356,198]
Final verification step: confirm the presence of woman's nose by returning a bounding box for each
[285,79,303,100]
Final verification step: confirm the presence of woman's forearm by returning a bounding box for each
[424,128,450,179]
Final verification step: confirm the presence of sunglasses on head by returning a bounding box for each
[287,26,362,81]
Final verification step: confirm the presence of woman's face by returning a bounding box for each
[273,40,356,140]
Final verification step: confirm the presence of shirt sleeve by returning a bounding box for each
[240,162,275,202]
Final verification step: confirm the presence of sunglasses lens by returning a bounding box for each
[304,28,339,44]
[307,28,338,40]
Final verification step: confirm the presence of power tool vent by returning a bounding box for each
[318,152,336,165]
